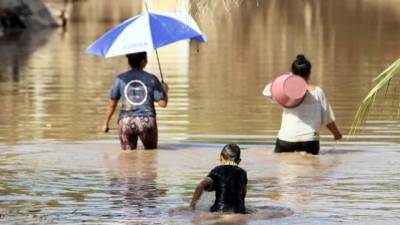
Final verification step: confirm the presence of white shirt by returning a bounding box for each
[263,84,335,142]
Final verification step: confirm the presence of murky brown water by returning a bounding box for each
[1,0,400,224]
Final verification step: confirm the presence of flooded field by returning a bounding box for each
[0,0,400,224]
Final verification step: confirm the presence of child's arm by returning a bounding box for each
[326,121,342,140]
[190,177,212,210]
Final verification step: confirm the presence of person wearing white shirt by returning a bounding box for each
[263,54,342,155]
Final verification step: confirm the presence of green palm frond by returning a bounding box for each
[349,58,400,135]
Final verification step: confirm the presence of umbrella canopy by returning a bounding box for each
[85,11,207,58]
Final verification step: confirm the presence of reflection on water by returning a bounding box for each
[0,143,399,224]
[108,151,166,217]
[1,0,400,224]
[0,0,400,145]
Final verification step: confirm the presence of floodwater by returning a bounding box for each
[0,0,400,224]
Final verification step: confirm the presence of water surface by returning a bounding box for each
[0,0,400,224]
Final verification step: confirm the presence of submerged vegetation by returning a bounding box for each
[350,58,400,135]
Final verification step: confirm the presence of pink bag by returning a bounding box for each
[271,73,307,108]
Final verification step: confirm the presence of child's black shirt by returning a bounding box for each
[206,165,247,213]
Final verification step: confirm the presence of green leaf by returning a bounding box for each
[349,58,400,135]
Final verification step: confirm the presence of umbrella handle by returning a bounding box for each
[155,49,164,82]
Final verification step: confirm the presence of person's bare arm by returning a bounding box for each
[190,177,212,210]
[102,99,118,133]
[158,98,168,108]
[326,121,342,140]
[157,82,169,108]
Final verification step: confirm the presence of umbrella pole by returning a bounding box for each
[155,49,164,82]
[145,1,164,82]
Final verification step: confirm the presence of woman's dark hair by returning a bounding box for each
[221,143,241,162]
[127,52,147,69]
[291,54,311,80]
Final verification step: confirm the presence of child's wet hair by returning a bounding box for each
[221,143,241,161]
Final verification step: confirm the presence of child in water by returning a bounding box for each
[190,144,247,214]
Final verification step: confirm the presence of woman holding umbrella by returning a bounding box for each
[101,52,169,150]
[85,10,206,149]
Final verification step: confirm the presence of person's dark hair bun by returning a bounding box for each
[296,54,306,64]
[291,54,311,80]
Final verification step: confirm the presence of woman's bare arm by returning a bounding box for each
[158,82,169,108]
[326,121,342,140]
[102,99,118,133]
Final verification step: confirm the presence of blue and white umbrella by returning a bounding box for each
[85,11,207,58]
